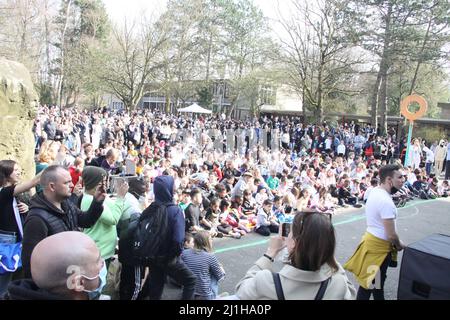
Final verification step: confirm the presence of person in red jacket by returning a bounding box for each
[68,157,84,191]
[212,162,222,182]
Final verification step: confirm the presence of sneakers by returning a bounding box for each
[218,292,230,298]
[353,204,363,208]
[232,233,242,239]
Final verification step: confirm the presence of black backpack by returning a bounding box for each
[131,202,172,265]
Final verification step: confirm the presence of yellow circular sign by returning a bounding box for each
[400,94,427,121]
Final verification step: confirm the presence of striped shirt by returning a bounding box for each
[181,248,225,298]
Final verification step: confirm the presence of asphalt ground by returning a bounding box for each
[161,197,450,300]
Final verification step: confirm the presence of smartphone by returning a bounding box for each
[281,222,292,238]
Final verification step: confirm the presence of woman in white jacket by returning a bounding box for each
[235,212,356,300]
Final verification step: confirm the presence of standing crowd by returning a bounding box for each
[0,104,449,300]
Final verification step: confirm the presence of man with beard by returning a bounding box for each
[344,164,406,300]
[21,165,106,278]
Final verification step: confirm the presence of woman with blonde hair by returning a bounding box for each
[35,141,65,192]
[182,231,225,300]
[283,187,298,214]
[296,188,315,213]
[36,140,59,170]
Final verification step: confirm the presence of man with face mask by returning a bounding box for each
[434,140,447,177]
[4,231,107,300]
[344,164,406,300]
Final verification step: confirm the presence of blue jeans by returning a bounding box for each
[211,277,219,298]
[425,162,432,176]
[195,277,219,300]
[0,231,16,298]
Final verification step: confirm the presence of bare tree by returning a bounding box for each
[277,0,365,123]
[100,17,167,112]
[54,0,73,108]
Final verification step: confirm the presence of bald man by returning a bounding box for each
[4,232,106,300]
[21,165,106,278]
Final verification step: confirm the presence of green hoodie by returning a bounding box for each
[81,194,127,260]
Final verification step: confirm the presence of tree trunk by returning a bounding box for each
[379,73,388,135]
[371,1,393,131]
[56,0,73,108]
[409,12,433,95]
[205,32,213,81]
[370,72,382,128]
[302,86,306,123]
[375,1,392,134]
[44,0,52,85]
[165,95,171,114]
[228,94,240,118]
[317,56,324,124]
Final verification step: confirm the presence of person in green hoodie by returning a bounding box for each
[80,167,129,268]
[266,170,280,191]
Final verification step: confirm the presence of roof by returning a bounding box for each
[177,103,212,114]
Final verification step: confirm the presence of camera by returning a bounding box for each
[109,175,136,195]
[281,222,292,238]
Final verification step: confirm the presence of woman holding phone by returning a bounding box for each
[235,212,356,300]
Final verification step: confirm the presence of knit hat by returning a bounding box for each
[82,166,107,191]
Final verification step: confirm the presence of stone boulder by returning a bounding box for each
[0,57,38,180]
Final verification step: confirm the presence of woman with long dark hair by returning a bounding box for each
[235,212,356,300]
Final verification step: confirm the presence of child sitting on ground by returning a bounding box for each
[254,186,269,207]
[242,189,257,216]
[217,200,243,239]
[438,180,449,197]
[255,199,279,236]
[231,196,252,233]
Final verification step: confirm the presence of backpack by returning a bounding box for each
[131,202,172,266]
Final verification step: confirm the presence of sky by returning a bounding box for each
[101,0,450,79]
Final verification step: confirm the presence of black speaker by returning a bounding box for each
[398,234,450,300]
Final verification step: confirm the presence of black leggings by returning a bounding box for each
[356,253,391,300]
[142,257,196,300]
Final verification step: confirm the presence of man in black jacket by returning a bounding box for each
[140,175,196,300]
[21,165,106,278]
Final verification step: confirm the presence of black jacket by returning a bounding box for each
[3,279,69,300]
[118,176,185,265]
[21,192,104,278]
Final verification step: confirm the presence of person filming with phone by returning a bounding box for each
[80,167,130,269]
[235,212,356,300]
[21,165,106,278]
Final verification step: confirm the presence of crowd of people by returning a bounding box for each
[0,104,449,300]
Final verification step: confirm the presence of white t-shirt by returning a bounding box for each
[365,187,397,241]
[281,133,290,144]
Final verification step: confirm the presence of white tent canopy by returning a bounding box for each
[177,103,212,114]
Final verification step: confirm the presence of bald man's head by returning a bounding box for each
[31,232,101,298]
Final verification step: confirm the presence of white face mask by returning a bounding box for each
[81,261,107,300]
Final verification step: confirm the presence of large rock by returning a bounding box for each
[0,57,38,180]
